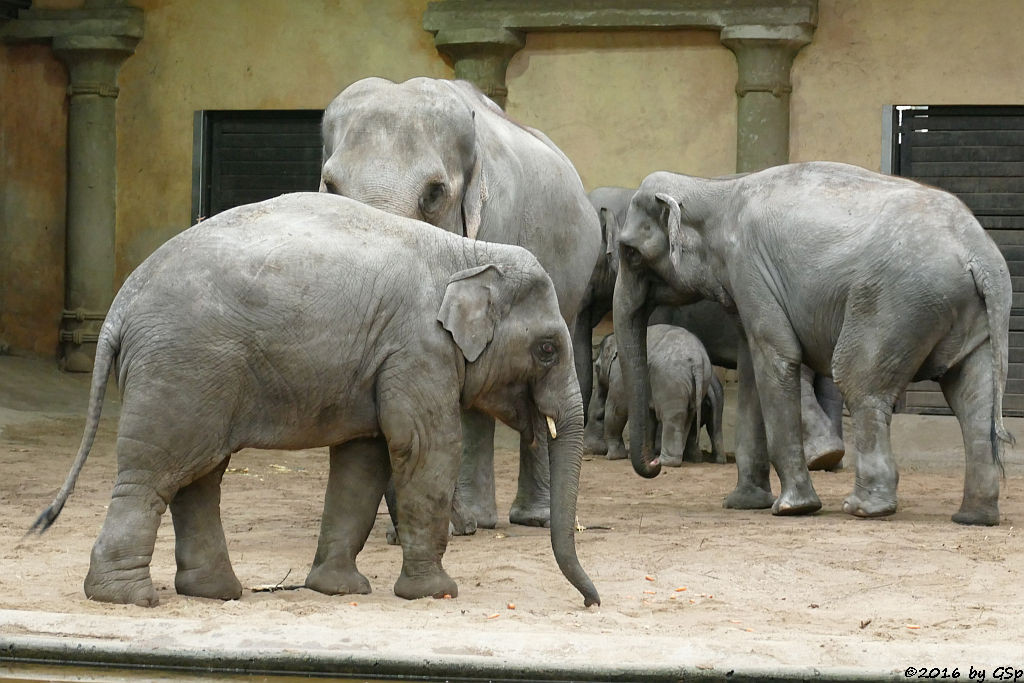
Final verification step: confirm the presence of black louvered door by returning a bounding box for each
[192,110,324,223]
[894,105,1024,416]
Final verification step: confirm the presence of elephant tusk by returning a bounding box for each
[546,415,558,439]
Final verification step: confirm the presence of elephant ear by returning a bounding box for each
[462,113,487,240]
[655,191,700,268]
[438,264,503,362]
[600,207,621,272]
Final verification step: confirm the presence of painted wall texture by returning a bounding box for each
[2,0,1023,358]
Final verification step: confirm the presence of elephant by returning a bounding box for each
[584,324,726,465]
[320,76,602,532]
[30,192,600,608]
[613,161,1013,525]
[586,186,845,471]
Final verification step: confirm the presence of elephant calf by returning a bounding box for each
[584,325,725,466]
[31,192,599,608]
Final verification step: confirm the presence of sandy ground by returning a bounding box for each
[1,353,1023,678]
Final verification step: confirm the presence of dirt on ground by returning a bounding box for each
[1,355,1022,674]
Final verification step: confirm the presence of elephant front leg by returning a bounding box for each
[511,421,551,527]
[603,390,629,461]
[747,335,821,516]
[306,438,390,595]
[390,444,460,600]
[455,409,497,530]
[724,337,774,510]
[171,456,242,600]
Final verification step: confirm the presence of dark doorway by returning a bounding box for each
[889,105,1024,416]
[191,109,324,224]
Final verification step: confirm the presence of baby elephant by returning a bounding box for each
[31,192,599,608]
[584,324,725,466]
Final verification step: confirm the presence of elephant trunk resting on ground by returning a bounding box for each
[31,192,600,608]
[613,161,1012,525]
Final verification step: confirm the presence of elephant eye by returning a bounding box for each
[419,182,447,217]
[535,340,558,365]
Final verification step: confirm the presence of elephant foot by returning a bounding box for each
[705,449,727,465]
[450,498,479,536]
[84,566,159,607]
[386,521,400,546]
[461,503,497,530]
[772,488,822,516]
[842,490,897,518]
[305,562,371,596]
[606,444,627,461]
[509,501,551,528]
[394,566,458,600]
[583,431,608,455]
[175,565,242,601]
[805,436,845,472]
[952,503,999,526]
[723,483,774,510]
[658,452,684,467]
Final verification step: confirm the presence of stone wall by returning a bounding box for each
[2,0,1023,358]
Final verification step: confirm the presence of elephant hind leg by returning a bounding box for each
[940,343,1002,526]
[306,438,391,595]
[171,455,241,600]
[84,436,179,606]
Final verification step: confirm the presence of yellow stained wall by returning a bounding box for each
[3,0,1024,358]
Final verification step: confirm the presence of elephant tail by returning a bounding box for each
[27,323,120,534]
[970,253,1015,475]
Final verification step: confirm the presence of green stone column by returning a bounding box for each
[721,24,813,172]
[1,1,143,371]
[54,35,136,371]
[432,26,525,109]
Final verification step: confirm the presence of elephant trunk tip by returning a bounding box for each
[630,450,662,479]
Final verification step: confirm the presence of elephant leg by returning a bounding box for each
[171,456,241,600]
[574,309,595,423]
[391,443,459,601]
[940,343,1002,526]
[384,479,400,545]
[306,438,390,595]
[583,370,608,455]
[801,366,846,471]
[706,378,727,464]
[511,427,551,527]
[604,390,629,461]
[841,396,900,519]
[724,336,774,509]
[746,327,821,516]
[815,373,845,440]
[657,404,688,467]
[84,436,174,606]
[455,409,496,530]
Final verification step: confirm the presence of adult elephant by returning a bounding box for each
[614,162,1012,525]
[320,77,602,530]
[586,186,845,470]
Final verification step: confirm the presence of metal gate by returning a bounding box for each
[890,105,1024,416]
[191,109,323,223]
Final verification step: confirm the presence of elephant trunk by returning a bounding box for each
[547,401,601,607]
[613,263,660,478]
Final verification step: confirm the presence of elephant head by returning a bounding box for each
[320,77,487,239]
[612,173,726,479]
[437,256,599,607]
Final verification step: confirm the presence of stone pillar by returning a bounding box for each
[55,35,136,371]
[431,27,525,109]
[1,1,143,370]
[721,24,813,172]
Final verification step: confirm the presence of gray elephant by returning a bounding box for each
[613,161,1012,525]
[584,325,726,465]
[31,193,600,608]
[320,77,602,532]
[586,186,845,471]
